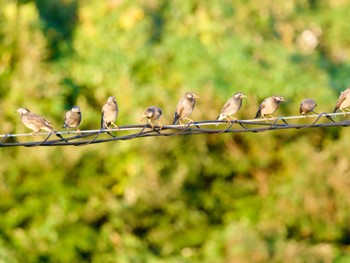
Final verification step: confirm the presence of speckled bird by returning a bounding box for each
[217,92,247,122]
[101,96,119,130]
[64,106,82,133]
[17,108,67,141]
[255,95,285,119]
[141,106,163,129]
[334,87,350,116]
[299,99,317,116]
[173,92,199,125]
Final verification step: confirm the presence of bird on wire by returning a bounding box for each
[101,96,119,130]
[63,106,82,133]
[299,99,317,117]
[141,106,163,129]
[255,95,285,119]
[334,87,350,116]
[16,108,67,141]
[217,92,247,122]
[173,92,200,125]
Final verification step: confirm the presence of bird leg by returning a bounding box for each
[111,123,120,131]
[341,108,346,117]
[148,119,154,129]
[184,117,194,123]
[31,131,40,136]
[157,120,163,130]
[226,116,237,123]
[76,128,81,134]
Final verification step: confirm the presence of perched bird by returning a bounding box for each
[173,92,200,125]
[334,87,350,116]
[299,99,317,116]
[255,95,285,119]
[64,106,82,133]
[141,106,163,129]
[101,96,119,130]
[217,92,247,122]
[16,108,67,141]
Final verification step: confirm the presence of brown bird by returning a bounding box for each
[141,106,163,129]
[17,108,67,141]
[299,99,317,116]
[255,95,285,119]
[101,96,119,130]
[64,106,82,133]
[173,92,200,125]
[334,88,350,116]
[217,92,247,122]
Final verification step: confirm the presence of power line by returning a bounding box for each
[1,112,349,147]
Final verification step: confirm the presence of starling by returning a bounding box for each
[217,92,247,122]
[255,95,285,119]
[334,88,350,116]
[17,108,67,141]
[64,106,82,133]
[141,106,163,129]
[101,96,119,130]
[173,92,199,125]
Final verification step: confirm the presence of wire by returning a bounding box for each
[1,112,349,147]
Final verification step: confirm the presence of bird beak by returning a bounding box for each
[195,95,200,98]
[242,95,247,98]
[141,116,146,121]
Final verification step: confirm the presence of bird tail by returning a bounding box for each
[101,113,106,129]
[333,107,338,113]
[173,113,180,125]
[55,131,68,142]
[255,110,261,118]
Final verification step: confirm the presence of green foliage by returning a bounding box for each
[1,0,350,262]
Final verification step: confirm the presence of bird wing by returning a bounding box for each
[173,98,185,124]
[27,113,53,129]
[255,101,266,118]
[64,110,72,126]
[217,99,232,119]
[101,109,105,128]
[299,103,303,114]
[220,98,233,114]
[173,107,183,124]
[334,91,348,112]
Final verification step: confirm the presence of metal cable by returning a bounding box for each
[1,112,349,147]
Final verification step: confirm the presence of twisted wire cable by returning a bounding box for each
[1,112,349,147]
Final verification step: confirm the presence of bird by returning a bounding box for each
[217,92,247,122]
[255,95,285,119]
[173,92,200,125]
[299,99,317,117]
[141,106,163,129]
[63,106,82,133]
[16,108,67,141]
[334,87,350,116]
[101,96,119,130]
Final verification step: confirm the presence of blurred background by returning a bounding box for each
[1,0,350,262]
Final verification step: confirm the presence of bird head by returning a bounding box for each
[234,92,247,99]
[141,107,155,121]
[274,96,285,102]
[185,92,200,99]
[71,106,81,113]
[107,96,116,103]
[16,108,30,114]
